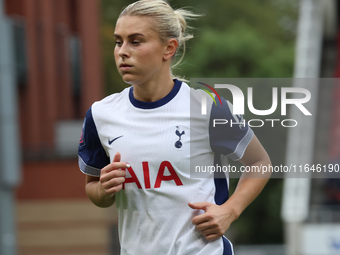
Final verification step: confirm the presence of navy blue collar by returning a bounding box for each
[129,79,182,109]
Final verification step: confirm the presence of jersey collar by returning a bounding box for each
[129,79,182,109]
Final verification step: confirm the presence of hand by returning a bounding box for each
[188,202,236,241]
[99,152,128,198]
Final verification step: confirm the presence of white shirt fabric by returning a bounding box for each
[78,80,253,255]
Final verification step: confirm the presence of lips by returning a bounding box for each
[120,63,132,68]
[119,63,133,72]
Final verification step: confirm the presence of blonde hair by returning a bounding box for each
[119,0,199,81]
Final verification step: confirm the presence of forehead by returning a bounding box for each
[114,15,156,37]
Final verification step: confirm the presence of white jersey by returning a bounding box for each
[78,80,253,255]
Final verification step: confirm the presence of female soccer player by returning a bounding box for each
[78,1,271,254]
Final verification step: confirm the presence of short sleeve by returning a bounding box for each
[209,97,254,160]
[78,107,110,176]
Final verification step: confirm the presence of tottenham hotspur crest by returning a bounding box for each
[175,126,185,148]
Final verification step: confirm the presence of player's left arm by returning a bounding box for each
[189,134,271,241]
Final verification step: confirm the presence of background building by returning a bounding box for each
[1,0,118,254]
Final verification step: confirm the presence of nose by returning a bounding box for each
[118,42,130,58]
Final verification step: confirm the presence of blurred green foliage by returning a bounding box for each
[100,0,298,245]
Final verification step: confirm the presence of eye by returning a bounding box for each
[132,40,140,45]
[115,41,122,47]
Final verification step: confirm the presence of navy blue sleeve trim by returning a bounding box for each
[78,107,110,176]
[227,128,253,160]
[209,97,253,160]
[78,156,101,177]
[129,79,182,109]
[222,236,234,255]
[214,153,229,205]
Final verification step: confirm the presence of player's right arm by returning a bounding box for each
[79,107,128,207]
[85,152,127,208]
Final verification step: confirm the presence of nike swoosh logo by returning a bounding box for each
[108,135,124,145]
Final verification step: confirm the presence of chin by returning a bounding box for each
[121,74,136,85]
[121,74,146,86]
[122,79,134,85]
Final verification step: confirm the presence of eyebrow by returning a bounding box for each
[113,33,145,39]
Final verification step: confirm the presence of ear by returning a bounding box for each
[163,39,178,61]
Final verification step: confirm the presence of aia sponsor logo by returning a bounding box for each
[122,161,183,189]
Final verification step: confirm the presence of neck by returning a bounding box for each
[133,73,175,102]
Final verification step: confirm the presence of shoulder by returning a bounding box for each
[92,87,130,111]
[89,87,131,122]
[172,80,191,99]
[210,98,239,121]
[208,98,253,160]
